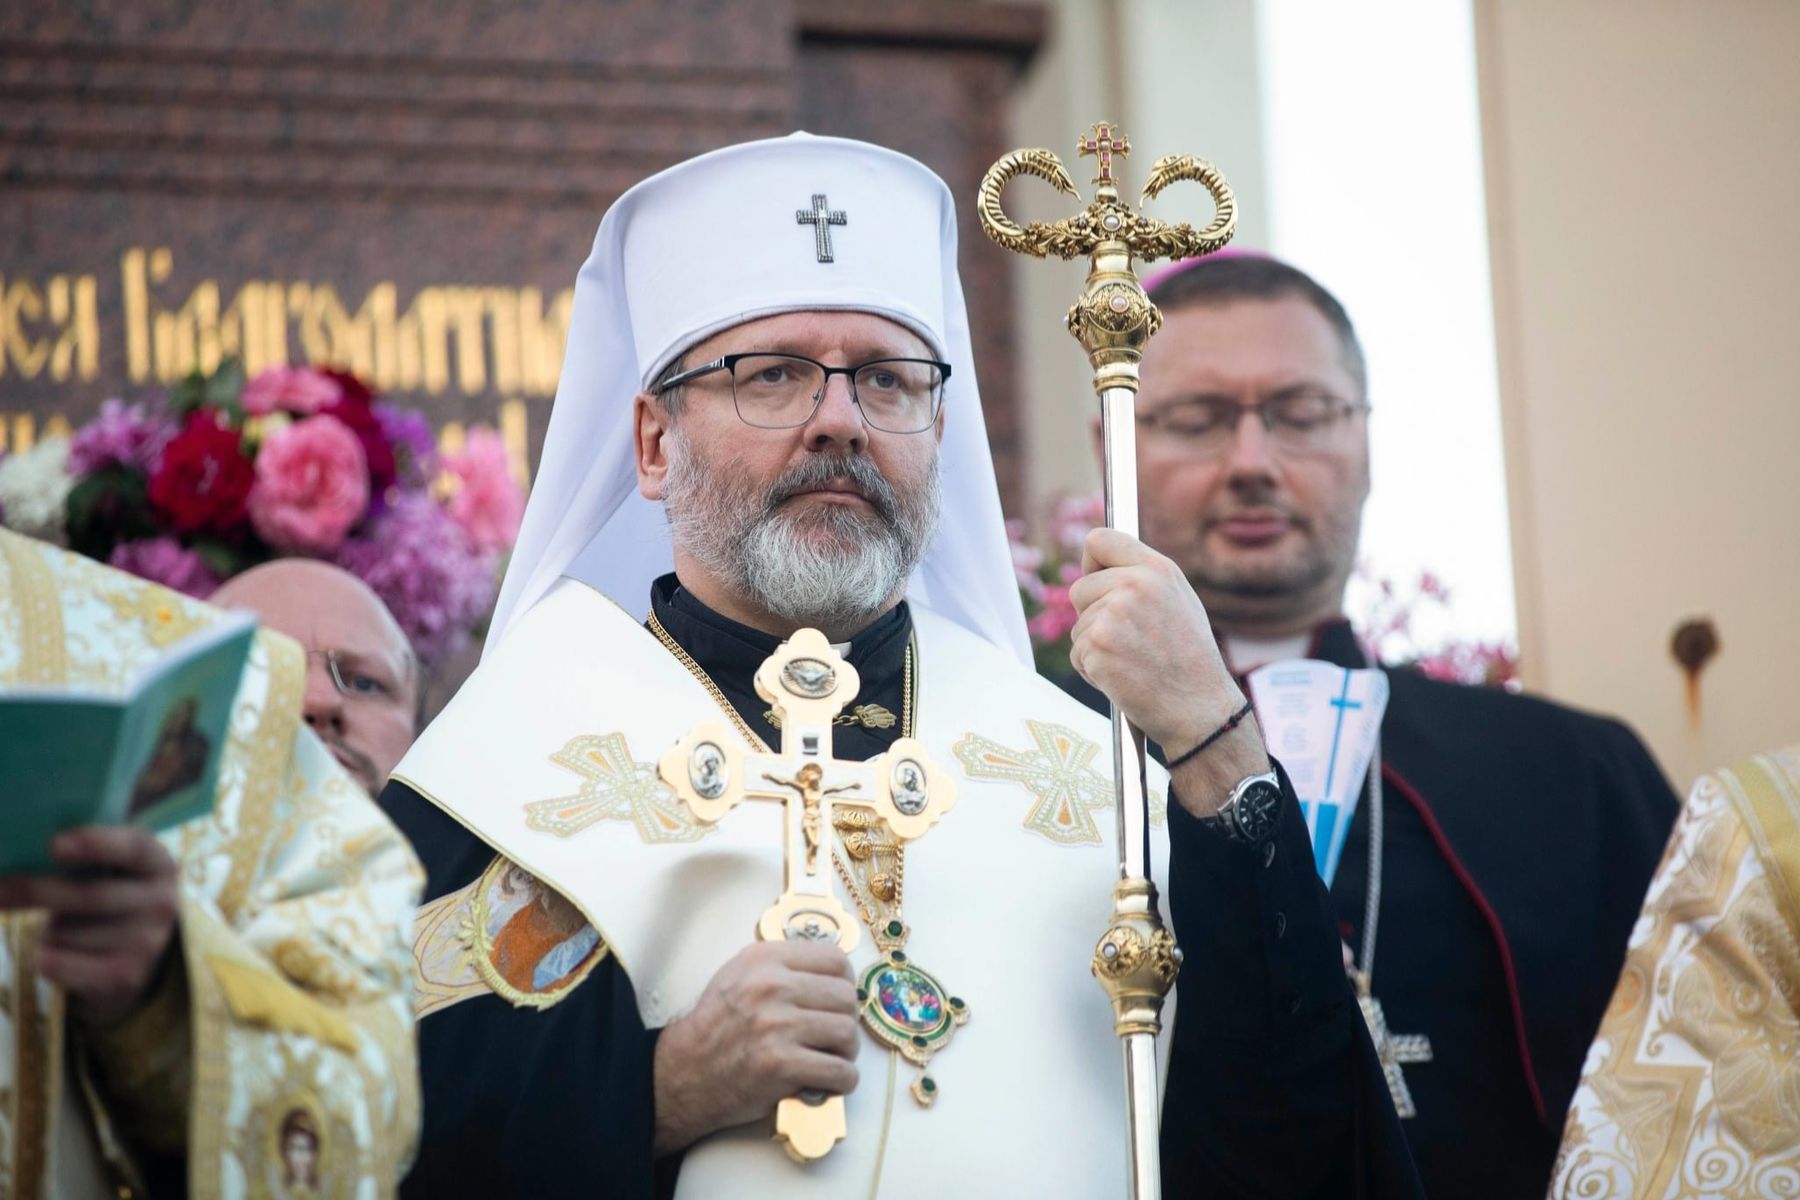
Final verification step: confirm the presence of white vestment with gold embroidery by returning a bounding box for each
[1552,746,1800,1199]
[0,530,424,1199]
[394,577,1173,1198]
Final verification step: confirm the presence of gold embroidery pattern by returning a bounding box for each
[0,532,68,686]
[102,584,210,649]
[412,880,493,1020]
[218,634,306,918]
[953,721,1113,846]
[1553,753,1800,1198]
[526,733,707,843]
[3,913,56,1200]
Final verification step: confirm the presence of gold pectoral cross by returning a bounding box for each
[1352,970,1433,1119]
[659,628,956,1163]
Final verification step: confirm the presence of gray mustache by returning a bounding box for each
[766,455,900,523]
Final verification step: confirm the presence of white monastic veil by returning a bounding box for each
[487,133,1030,665]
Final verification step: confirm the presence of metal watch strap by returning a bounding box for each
[1198,769,1281,843]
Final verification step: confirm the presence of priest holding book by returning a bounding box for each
[0,528,423,1197]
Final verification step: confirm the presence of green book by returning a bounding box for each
[0,610,257,873]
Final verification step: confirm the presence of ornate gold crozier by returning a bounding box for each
[658,628,956,1163]
[979,122,1236,1200]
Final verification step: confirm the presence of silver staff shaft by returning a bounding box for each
[978,120,1234,1200]
[1101,383,1162,1200]
[1101,383,1154,887]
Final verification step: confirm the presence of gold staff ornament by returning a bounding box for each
[659,629,960,1163]
[979,123,1236,1200]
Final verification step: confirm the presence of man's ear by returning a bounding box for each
[635,392,671,500]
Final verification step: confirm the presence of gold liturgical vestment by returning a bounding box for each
[0,529,423,1199]
[1553,745,1800,1198]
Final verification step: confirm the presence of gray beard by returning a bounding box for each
[663,435,940,639]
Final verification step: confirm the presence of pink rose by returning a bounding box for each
[241,366,345,417]
[248,415,370,553]
[1027,584,1079,643]
[442,428,525,555]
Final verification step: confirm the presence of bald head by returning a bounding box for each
[211,560,418,795]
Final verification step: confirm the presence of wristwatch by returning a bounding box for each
[1198,770,1283,844]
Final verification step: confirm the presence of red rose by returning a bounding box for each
[147,412,255,534]
[318,367,375,409]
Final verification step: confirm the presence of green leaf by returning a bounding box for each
[63,468,155,560]
[169,368,208,416]
[205,358,247,416]
[189,537,258,580]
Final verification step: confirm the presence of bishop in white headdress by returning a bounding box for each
[383,133,1420,1198]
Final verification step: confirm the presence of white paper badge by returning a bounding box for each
[1245,660,1389,887]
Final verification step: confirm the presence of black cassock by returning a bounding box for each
[384,578,1423,1198]
[1064,619,1681,1199]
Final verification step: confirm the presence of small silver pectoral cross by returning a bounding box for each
[797,193,848,262]
[659,628,954,1162]
[1353,971,1433,1119]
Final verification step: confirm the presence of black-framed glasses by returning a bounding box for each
[655,352,951,434]
[1136,390,1368,457]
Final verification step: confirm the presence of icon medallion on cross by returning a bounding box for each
[659,628,956,1162]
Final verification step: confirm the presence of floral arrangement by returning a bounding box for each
[1007,490,1519,688]
[1353,566,1519,688]
[0,361,525,664]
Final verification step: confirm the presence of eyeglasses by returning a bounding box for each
[655,352,952,434]
[306,649,403,704]
[1136,391,1367,457]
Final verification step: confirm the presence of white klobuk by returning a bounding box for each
[394,577,1173,1198]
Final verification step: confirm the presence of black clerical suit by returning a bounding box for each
[383,579,1423,1199]
[1065,619,1680,1199]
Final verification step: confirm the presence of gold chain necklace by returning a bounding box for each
[763,703,898,731]
[647,612,965,1106]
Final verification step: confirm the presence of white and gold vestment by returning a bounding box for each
[395,578,1171,1198]
[0,529,423,1199]
[1553,745,1800,1198]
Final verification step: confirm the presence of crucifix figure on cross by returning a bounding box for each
[659,627,956,1163]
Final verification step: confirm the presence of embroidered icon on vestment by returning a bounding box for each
[414,856,608,1014]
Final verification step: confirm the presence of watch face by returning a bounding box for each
[1234,779,1283,843]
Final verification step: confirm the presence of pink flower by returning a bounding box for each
[108,537,220,599]
[248,415,370,553]
[1026,584,1079,643]
[68,399,176,476]
[336,493,498,663]
[1051,492,1105,553]
[442,428,525,555]
[241,366,345,417]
